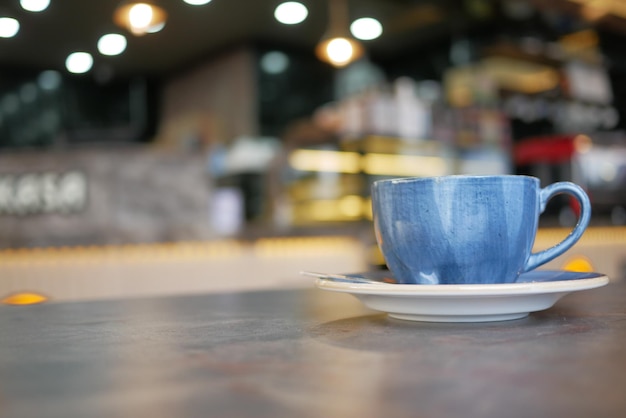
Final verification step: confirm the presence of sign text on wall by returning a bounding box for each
[0,171,87,215]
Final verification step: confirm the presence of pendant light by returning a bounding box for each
[315,0,364,67]
[113,1,167,36]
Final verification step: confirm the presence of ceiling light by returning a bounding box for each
[350,17,382,41]
[20,0,50,12]
[274,2,308,25]
[0,17,20,38]
[113,1,167,36]
[65,52,93,74]
[316,0,364,67]
[183,0,212,5]
[97,33,127,56]
[318,38,360,66]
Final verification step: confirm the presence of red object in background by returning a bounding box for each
[514,134,588,217]
[514,135,577,166]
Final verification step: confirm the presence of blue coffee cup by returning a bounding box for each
[372,175,591,285]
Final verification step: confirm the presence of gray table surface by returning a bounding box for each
[1,280,625,418]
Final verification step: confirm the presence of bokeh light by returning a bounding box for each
[274,2,308,25]
[260,51,289,74]
[65,52,94,74]
[0,17,20,38]
[20,0,50,12]
[97,33,127,56]
[129,3,153,31]
[350,17,383,41]
[326,38,354,65]
[183,0,212,5]
[37,70,62,91]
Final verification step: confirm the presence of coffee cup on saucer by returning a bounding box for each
[371,175,591,285]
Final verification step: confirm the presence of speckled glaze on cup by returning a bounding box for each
[372,175,591,285]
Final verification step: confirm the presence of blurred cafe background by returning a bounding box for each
[0,0,625,303]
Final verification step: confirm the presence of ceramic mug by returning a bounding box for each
[371,175,591,285]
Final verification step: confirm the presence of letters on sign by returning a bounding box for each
[0,171,87,215]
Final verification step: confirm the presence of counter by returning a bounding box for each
[1,227,624,303]
[1,280,625,418]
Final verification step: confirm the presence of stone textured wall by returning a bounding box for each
[0,146,213,248]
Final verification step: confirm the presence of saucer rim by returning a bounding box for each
[314,270,609,296]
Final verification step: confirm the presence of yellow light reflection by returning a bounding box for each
[338,195,363,218]
[293,196,366,223]
[559,29,599,50]
[307,200,343,221]
[362,153,448,177]
[289,149,449,177]
[482,57,560,94]
[289,149,361,173]
[569,0,626,20]
[2,292,48,305]
[563,256,594,272]
[512,69,559,94]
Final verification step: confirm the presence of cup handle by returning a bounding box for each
[524,182,591,272]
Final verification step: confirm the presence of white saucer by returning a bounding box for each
[306,270,610,323]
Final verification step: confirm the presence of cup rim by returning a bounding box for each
[373,174,539,186]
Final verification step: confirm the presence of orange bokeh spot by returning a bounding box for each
[2,292,48,306]
[563,256,594,273]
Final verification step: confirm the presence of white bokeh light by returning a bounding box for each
[274,2,308,25]
[129,3,153,31]
[350,17,383,41]
[65,52,93,74]
[0,17,20,38]
[261,51,289,74]
[183,0,212,5]
[145,21,165,33]
[326,38,353,65]
[97,33,127,56]
[20,0,50,12]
